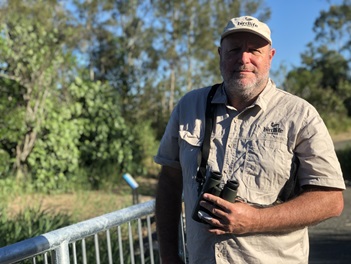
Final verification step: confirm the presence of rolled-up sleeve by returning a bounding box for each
[295,107,345,190]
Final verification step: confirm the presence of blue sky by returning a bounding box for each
[265,0,343,73]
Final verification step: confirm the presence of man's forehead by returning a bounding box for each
[221,32,269,47]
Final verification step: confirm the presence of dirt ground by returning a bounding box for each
[331,130,351,150]
[7,176,158,221]
[332,131,351,142]
[8,191,132,221]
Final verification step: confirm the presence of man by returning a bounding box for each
[154,16,345,264]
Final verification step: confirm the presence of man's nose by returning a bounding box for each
[238,51,251,64]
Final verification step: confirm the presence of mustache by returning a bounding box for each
[234,66,254,72]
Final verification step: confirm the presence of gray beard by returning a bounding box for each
[223,73,269,102]
[225,79,256,101]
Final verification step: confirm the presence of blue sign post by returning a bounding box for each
[123,173,139,204]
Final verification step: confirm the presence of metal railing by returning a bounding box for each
[0,200,163,264]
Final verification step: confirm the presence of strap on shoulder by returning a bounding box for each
[196,83,221,194]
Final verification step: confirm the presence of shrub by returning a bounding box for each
[0,205,72,247]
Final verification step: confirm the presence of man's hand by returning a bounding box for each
[199,193,260,235]
[199,187,344,235]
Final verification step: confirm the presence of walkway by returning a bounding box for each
[309,186,351,263]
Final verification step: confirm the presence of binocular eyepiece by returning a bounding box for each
[192,171,239,223]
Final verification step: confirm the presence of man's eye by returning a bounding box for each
[249,49,260,54]
[228,48,240,53]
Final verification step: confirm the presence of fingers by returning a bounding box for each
[201,215,231,235]
[200,213,228,234]
[199,193,237,234]
[199,194,231,232]
[201,193,231,215]
[199,194,258,235]
[202,192,224,205]
[208,228,229,235]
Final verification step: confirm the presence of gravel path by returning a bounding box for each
[309,185,351,263]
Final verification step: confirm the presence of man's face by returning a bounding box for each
[218,32,275,100]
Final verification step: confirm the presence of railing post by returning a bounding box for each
[51,241,70,264]
[123,173,140,204]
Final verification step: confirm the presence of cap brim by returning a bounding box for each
[221,29,271,44]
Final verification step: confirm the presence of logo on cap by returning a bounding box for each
[237,21,258,28]
[221,16,272,45]
[237,17,258,28]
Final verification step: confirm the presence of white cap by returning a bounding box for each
[221,16,272,45]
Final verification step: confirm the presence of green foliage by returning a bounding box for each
[313,0,351,53]
[0,0,78,181]
[0,0,272,191]
[284,44,351,132]
[68,77,135,189]
[129,120,160,176]
[282,1,351,133]
[0,149,10,178]
[0,205,72,247]
[27,98,81,193]
[6,0,350,193]
[0,178,24,204]
[0,79,27,148]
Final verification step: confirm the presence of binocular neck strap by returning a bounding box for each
[196,83,222,195]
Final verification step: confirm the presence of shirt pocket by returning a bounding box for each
[179,128,203,184]
[239,137,292,203]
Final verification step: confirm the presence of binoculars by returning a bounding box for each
[192,171,239,223]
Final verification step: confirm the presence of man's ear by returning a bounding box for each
[269,48,276,60]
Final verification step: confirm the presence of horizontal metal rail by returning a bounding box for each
[0,200,156,264]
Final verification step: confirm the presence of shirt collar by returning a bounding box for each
[254,79,276,111]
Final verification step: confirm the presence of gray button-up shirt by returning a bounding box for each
[155,80,345,264]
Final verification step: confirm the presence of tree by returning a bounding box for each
[0,0,159,190]
[0,0,77,180]
[150,0,270,137]
[67,1,160,182]
[66,0,271,139]
[313,0,351,58]
[283,0,351,131]
[67,76,136,189]
[0,0,272,191]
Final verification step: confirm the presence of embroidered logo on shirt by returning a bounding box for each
[263,122,283,135]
